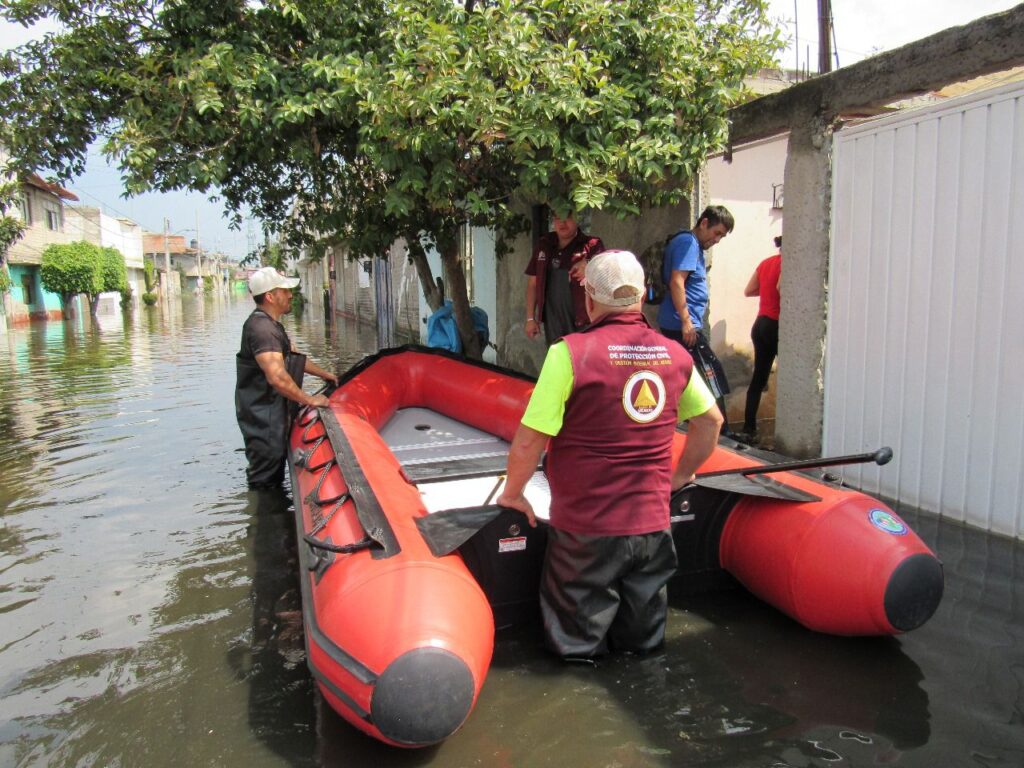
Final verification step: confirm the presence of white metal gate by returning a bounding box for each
[827,80,1024,539]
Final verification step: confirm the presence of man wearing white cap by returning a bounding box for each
[497,250,723,659]
[236,267,338,489]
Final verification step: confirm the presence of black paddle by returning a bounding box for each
[670,447,893,506]
[696,446,893,480]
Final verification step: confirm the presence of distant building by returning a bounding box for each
[141,232,227,294]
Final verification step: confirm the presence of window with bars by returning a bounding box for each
[18,193,32,224]
[43,199,62,231]
[21,274,36,306]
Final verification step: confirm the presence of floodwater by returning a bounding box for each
[1,294,1022,768]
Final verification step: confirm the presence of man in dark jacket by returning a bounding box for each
[524,211,605,345]
[235,267,337,489]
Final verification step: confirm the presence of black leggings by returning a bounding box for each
[744,315,778,432]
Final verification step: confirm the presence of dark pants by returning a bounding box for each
[540,527,678,658]
[660,326,730,426]
[237,354,305,489]
[744,315,778,433]
[237,396,291,488]
[243,430,288,488]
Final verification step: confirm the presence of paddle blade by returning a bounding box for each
[415,506,505,557]
[693,473,822,502]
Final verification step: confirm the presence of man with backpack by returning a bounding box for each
[656,205,735,430]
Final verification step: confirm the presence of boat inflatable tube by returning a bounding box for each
[719,491,944,635]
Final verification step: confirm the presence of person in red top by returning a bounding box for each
[524,210,605,345]
[741,236,783,440]
[498,250,723,659]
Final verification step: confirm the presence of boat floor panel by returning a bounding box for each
[417,472,551,521]
[381,407,509,481]
[380,407,551,519]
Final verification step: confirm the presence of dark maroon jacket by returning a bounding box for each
[546,312,694,535]
[524,229,604,331]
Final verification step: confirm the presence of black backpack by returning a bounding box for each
[640,230,689,305]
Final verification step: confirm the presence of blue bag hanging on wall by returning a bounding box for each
[426,301,460,352]
[426,301,489,354]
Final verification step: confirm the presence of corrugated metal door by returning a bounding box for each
[827,81,1024,538]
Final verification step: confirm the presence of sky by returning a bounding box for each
[767,0,1020,73]
[2,0,1020,261]
[1,18,255,262]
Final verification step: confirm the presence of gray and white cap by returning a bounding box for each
[584,249,645,307]
[248,267,300,296]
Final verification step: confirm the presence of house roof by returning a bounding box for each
[142,232,196,255]
[24,173,79,202]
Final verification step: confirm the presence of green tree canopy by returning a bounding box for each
[99,245,128,294]
[39,240,126,314]
[40,241,103,308]
[2,0,781,354]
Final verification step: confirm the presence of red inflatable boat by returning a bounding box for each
[287,346,943,747]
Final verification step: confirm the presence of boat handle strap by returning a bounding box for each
[303,534,375,555]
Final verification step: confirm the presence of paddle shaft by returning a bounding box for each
[696,446,893,480]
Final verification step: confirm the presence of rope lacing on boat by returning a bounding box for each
[297,407,376,563]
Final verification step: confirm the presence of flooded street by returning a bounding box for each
[1,294,1023,767]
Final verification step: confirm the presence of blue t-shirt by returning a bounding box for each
[656,231,707,331]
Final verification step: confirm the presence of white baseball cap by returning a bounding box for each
[584,250,645,307]
[249,267,300,296]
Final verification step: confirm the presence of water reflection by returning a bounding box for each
[1,296,1023,767]
[239,488,316,765]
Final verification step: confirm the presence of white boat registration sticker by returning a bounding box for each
[498,537,527,553]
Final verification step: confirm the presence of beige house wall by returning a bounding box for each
[7,185,76,266]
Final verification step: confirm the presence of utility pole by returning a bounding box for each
[194,210,202,290]
[818,0,833,74]
[163,217,172,299]
[793,0,800,78]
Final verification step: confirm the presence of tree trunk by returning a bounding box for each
[405,234,444,313]
[440,242,482,359]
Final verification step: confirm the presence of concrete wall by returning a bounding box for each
[706,136,786,356]
[7,186,75,267]
[333,242,423,345]
[7,263,63,322]
[471,227,497,363]
[65,206,146,306]
[497,199,694,375]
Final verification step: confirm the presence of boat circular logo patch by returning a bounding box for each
[622,370,666,423]
[869,508,907,535]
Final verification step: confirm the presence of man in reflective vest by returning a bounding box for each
[235,267,337,489]
[498,250,723,659]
